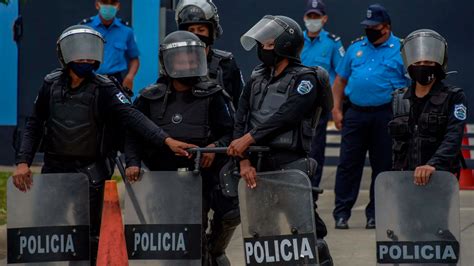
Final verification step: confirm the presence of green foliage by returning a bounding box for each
[1,0,10,6]
[0,172,11,225]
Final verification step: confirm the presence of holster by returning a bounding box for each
[77,159,112,188]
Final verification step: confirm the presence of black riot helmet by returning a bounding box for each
[56,25,104,68]
[175,0,223,44]
[159,31,208,78]
[241,15,304,62]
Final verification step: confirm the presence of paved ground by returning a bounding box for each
[0,166,473,265]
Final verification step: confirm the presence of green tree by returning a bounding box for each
[1,0,10,6]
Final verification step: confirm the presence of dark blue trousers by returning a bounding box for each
[309,111,329,187]
[333,105,392,221]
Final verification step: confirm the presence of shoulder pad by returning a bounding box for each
[327,32,341,42]
[212,49,233,59]
[44,69,64,83]
[94,74,115,86]
[445,85,463,93]
[351,36,364,44]
[140,83,167,100]
[250,64,267,79]
[79,17,93,25]
[193,80,223,97]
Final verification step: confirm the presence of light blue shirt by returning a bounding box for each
[83,15,140,75]
[336,33,410,106]
[301,29,345,85]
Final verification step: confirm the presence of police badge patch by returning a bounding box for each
[454,104,467,121]
[297,80,314,95]
[116,92,131,104]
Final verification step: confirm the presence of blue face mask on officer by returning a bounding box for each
[98,3,118,21]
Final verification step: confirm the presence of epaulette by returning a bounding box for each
[118,18,131,27]
[327,32,341,42]
[79,17,93,25]
[250,64,267,80]
[44,69,63,83]
[212,49,233,60]
[94,74,115,86]
[351,36,365,44]
[139,83,167,100]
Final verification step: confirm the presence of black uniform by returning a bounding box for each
[389,81,467,173]
[234,62,330,238]
[124,77,236,261]
[16,69,170,261]
[207,49,243,109]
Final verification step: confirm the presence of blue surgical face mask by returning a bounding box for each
[99,4,118,21]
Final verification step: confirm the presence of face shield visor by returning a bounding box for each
[240,15,293,51]
[402,30,447,69]
[161,40,208,78]
[58,28,104,65]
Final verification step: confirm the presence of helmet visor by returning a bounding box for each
[240,15,288,51]
[402,31,447,68]
[161,41,208,78]
[58,28,104,64]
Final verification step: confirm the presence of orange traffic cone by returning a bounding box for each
[460,126,474,190]
[97,180,129,265]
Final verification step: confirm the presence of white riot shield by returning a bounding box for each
[375,171,460,265]
[124,171,202,265]
[239,170,319,265]
[7,173,90,265]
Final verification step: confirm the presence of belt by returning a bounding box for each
[349,101,391,112]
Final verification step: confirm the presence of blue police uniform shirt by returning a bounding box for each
[301,29,345,85]
[83,15,140,75]
[336,33,410,107]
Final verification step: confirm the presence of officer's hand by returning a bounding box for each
[122,75,134,91]
[12,163,33,192]
[165,137,197,159]
[201,143,216,168]
[332,108,343,130]
[240,159,257,189]
[126,166,141,183]
[227,133,255,158]
[414,165,436,186]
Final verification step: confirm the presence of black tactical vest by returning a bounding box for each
[44,72,100,158]
[389,84,460,170]
[208,49,235,107]
[140,80,222,146]
[248,64,332,153]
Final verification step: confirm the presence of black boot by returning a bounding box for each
[317,239,334,266]
[208,211,240,265]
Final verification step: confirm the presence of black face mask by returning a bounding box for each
[408,65,439,85]
[196,34,213,46]
[68,62,96,78]
[177,77,200,86]
[257,46,283,67]
[365,28,384,44]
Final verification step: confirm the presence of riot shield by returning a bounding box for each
[124,171,202,265]
[375,171,460,265]
[238,170,319,265]
[7,173,90,265]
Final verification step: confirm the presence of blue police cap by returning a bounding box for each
[304,0,326,16]
[360,4,391,26]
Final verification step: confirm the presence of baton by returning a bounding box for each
[114,156,147,224]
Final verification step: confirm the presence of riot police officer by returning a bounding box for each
[390,29,467,185]
[227,15,333,265]
[124,31,235,265]
[12,25,194,264]
[175,0,243,108]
